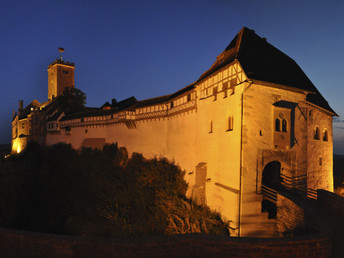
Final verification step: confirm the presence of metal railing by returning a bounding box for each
[280,173,307,189]
[261,184,277,203]
[261,173,318,201]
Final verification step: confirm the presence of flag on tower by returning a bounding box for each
[58,47,64,52]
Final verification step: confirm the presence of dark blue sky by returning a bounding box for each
[1,0,344,153]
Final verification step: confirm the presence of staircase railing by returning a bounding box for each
[280,173,307,189]
[261,185,277,204]
[261,173,318,201]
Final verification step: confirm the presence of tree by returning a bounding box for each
[59,87,86,114]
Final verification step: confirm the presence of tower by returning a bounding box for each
[47,48,75,100]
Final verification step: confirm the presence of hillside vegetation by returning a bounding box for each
[0,142,229,237]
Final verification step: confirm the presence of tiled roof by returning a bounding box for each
[198,27,336,115]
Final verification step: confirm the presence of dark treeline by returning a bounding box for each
[0,142,229,237]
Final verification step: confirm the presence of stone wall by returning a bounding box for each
[277,194,306,235]
[317,189,344,214]
[0,228,332,258]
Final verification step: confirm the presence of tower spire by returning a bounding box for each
[58,47,64,61]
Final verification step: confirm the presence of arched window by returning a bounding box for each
[323,129,328,141]
[282,119,287,132]
[275,118,281,132]
[314,127,320,140]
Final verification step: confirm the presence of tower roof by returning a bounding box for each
[198,27,336,115]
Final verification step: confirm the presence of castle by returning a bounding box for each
[12,27,336,237]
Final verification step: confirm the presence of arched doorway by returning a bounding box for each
[262,161,281,190]
[261,161,281,219]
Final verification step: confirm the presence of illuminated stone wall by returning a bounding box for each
[48,62,75,100]
[42,59,334,237]
[307,108,333,191]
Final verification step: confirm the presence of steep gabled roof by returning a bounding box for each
[199,27,336,115]
[18,99,41,119]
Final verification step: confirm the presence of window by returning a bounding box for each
[65,126,71,135]
[223,81,228,98]
[213,86,218,101]
[187,94,191,102]
[209,121,213,133]
[229,78,236,95]
[275,118,281,132]
[323,129,328,141]
[227,116,233,131]
[171,102,174,108]
[319,158,322,166]
[63,70,69,75]
[282,119,287,132]
[314,127,320,140]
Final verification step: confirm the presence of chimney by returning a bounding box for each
[19,100,23,111]
[111,98,117,106]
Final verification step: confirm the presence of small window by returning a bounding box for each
[213,86,218,101]
[323,129,328,141]
[223,82,228,98]
[282,119,287,132]
[275,118,281,132]
[209,121,213,133]
[65,126,71,135]
[187,94,191,102]
[314,127,320,140]
[229,78,236,95]
[319,158,322,166]
[171,102,174,108]
[63,70,69,75]
[227,116,233,131]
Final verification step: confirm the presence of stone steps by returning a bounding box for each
[240,197,280,238]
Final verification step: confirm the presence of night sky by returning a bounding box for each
[1,0,344,153]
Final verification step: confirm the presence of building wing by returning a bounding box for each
[198,27,336,115]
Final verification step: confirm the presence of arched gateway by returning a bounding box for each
[262,161,281,190]
[261,161,282,219]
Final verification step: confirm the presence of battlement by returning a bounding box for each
[48,59,75,68]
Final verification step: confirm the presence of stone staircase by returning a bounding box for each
[240,194,281,238]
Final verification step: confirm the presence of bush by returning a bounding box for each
[0,142,229,237]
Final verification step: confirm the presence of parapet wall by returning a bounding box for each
[317,189,344,215]
[0,227,331,258]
